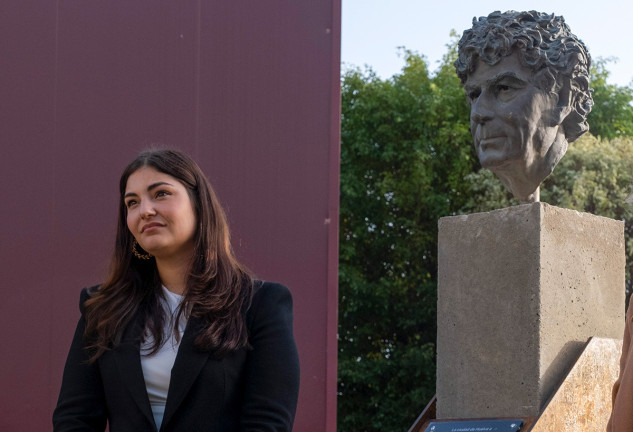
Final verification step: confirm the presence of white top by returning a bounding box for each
[140,286,187,431]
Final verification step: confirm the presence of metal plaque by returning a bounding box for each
[424,419,524,432]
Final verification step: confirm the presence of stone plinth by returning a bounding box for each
[436,203,624,418]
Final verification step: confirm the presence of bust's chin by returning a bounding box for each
[492,168,542,204]
[484,155,552,204]
[479,156,516,171]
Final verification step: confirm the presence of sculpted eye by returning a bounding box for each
[468,89,481,101]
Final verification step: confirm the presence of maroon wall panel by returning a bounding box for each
[0,1,340,431]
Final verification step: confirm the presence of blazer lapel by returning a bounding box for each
[160,316,216,429]
[114,312,156,429]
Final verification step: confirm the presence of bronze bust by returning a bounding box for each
[455,11,593,203]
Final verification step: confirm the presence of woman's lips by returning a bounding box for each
[141,222,164,233]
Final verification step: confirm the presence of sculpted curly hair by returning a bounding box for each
[455,10,593,142]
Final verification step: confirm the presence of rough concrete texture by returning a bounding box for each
[531,337,621,432]
[436,202,624,419]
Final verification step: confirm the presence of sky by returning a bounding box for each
[342,0,633,87]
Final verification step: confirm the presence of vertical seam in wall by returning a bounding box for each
[326,0,342,430]
[53,2,59,140]
[193,0,202,157]
[537,203,544,403]
[49,0,61,410]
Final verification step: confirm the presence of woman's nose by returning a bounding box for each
[139,200,156,218]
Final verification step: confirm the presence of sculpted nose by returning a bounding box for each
[470,96,494,124]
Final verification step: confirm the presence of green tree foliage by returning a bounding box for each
[587,58,633,139]
[542,134,633,298]
[339,43,633,432]
[338,47,475,431]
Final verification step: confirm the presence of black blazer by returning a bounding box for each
[53,281,300,432]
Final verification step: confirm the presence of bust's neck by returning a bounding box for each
[491,131,568,204]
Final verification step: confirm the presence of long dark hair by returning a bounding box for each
[84,149,253,362]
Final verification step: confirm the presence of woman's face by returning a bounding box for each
[124,167,197,261]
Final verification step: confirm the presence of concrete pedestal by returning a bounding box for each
[436,203,624,418]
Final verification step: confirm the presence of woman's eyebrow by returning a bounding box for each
[124,182,174,199]
[147,181,174,191]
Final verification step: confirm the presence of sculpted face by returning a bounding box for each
[464,52,567,203]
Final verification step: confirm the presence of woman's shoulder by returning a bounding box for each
[78,284,101,313]
[252,280,291,296]
[247,281,293,321]
[251,280,292,303]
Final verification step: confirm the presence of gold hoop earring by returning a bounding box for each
[132,240,152,260]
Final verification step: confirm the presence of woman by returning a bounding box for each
[608,295,633,431]
[53,149,300,432]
